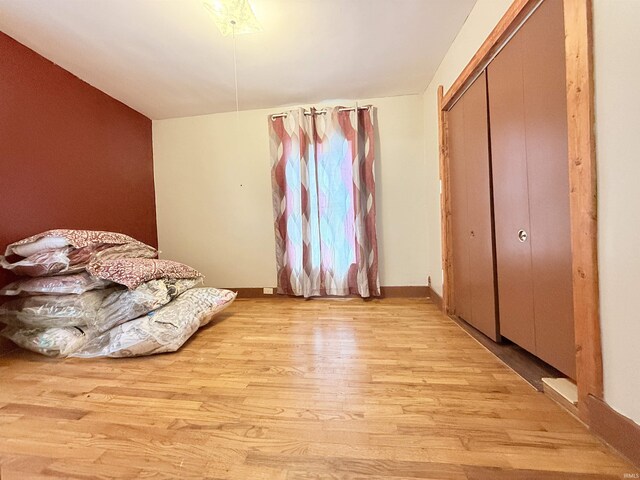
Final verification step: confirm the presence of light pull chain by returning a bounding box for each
[231,20,240,171]
[232,20,239,115]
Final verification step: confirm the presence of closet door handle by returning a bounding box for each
[517,229,528,242]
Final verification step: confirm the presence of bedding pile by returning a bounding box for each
[0,229,236,358]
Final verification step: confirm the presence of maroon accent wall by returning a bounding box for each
[0,32,157,288]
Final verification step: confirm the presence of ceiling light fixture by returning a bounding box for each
[204,0,262,37]
[204,0,261,114]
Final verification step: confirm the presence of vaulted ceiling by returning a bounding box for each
[0,0,476,119]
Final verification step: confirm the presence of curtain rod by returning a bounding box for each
[270,105,372,120]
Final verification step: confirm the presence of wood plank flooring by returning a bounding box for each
[0,297,635,479]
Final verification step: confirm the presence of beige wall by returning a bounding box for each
[421,0,640,424]
[593,0,640,424]
[153,94,427,288]
[421,0,514,297]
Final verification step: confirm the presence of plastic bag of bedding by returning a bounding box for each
[0,278,204,356]
[0,288,118,329]
[0,278,202,331]
[0,229,157,277]
[0,272,114,296]
[0,323,98,358]
[71,288,236,358]
[96,277,202,333]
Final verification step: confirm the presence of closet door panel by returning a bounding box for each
[522,0,575,377]
[448,99,471,322]
[463,72,498,340]
[487,33,536,353]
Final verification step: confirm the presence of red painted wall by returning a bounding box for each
[0,32,158,287]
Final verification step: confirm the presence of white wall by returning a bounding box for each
[153,94,427,288]
[593,0,640,424]
[422,0,514,296]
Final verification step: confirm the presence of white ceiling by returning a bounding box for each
[0,0,476,120]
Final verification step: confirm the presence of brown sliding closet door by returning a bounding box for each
[449,96,471,323]
[521,0,574,378]
[449,72,498,341]
[485,27,536,354]
[488,0,575,377]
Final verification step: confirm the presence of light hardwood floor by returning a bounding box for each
[0,297,635,479]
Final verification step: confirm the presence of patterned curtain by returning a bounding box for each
[269,106,380,298]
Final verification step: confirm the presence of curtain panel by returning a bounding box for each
[269,106,380,298]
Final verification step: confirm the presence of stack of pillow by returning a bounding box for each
[0,229,236,358]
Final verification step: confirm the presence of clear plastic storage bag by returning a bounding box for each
[0,229,159,278]
[0,278,204,356]
[94,277,202,333]
[0,278,202,332]
[0,272,114,296]
[0,243,158,277]
[0,324,97,358]
[71,287,236,358]
[0,248,78,277]
[0,288,119,328]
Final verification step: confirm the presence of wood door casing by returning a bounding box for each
[521,0,575,378]
[449,72,498,341]
[487,31,537,354]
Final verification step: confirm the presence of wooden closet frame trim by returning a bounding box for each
[438,0,601,421]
